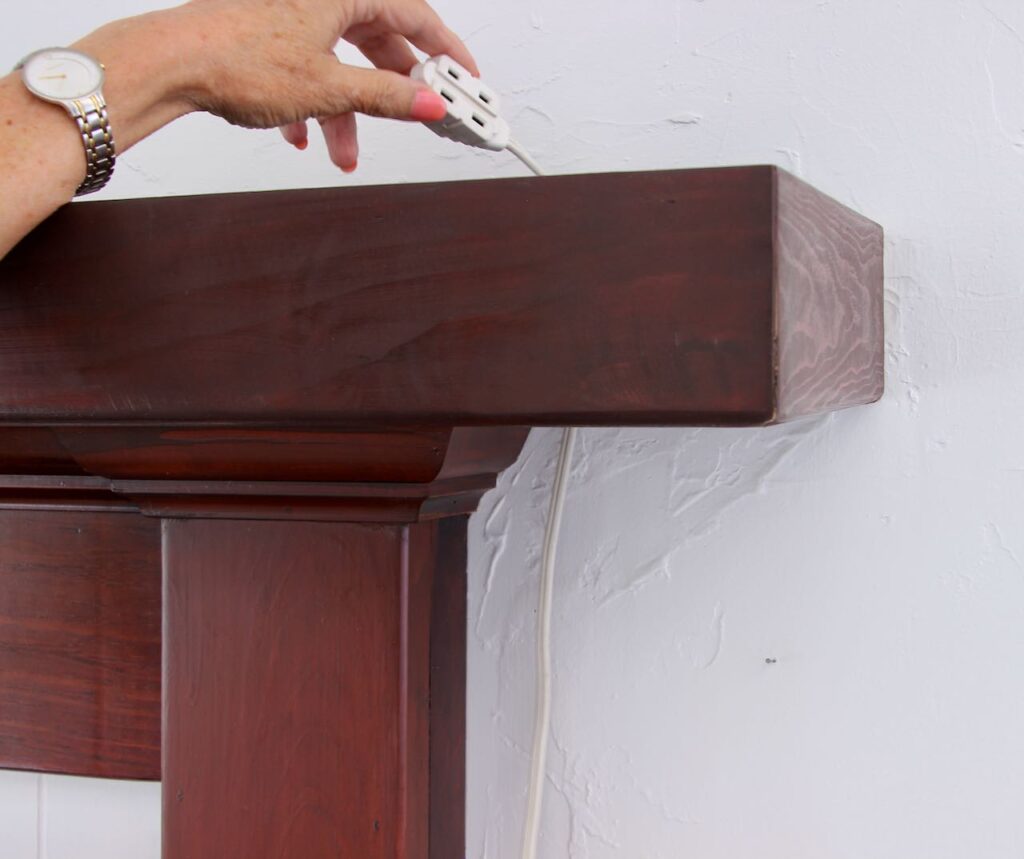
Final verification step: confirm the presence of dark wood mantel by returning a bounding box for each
[0,166,883,858]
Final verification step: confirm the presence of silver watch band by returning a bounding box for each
[69,96,115,197]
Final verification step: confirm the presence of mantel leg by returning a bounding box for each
[161,516,467,859]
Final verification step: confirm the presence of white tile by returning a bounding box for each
[43,775,160,859]
[0,770,38,859]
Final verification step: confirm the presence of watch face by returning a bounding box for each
[21,48,104,102]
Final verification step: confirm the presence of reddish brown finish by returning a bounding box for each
[0,509,161,779]
[0,433,508,812]
[163,517,461,859]
[427,517,468,859]
[0,167,882,429]
[0,426,527,485]
[0,167,883,856]
[403,524,433,859]
[0,426,531,520]
[41,427,454,482]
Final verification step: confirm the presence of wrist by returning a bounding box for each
[71,9,201,152]
[0,72,86,202]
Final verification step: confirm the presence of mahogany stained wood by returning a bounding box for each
[0,426,531,520]
[0,509,161,780]
[0,167,884,855]
[0,167,882,429]
[426,517,468,859]
[162,517,462,859]
[0,425,521,792]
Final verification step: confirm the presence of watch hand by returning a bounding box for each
[39,74,68,80]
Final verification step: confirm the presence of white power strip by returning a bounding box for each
[410,55,544,176]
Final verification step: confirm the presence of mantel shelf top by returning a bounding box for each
[0,166,883,433]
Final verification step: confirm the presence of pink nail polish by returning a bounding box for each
[342,161,357,174]
[410,90,447,122]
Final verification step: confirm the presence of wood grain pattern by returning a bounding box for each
[34,426,454,482]
[163,517,461,859]
[426,517,468,859]
[0,427,520,802]
[403,523,433,859]
[0,426,528,484]
[0,166,883,856]
[163,519,404,858]
[774,170,885,420]
[0,426,530,521]
[0,166,846,428]
[0,515,472,847]
[0,509,161,779]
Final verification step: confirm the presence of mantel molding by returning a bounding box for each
[0,425,529,520]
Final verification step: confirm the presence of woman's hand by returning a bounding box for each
[0,0,476,260]
[180,0,477,171]
[79,0,477,171]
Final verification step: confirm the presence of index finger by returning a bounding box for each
[354,0,480,76]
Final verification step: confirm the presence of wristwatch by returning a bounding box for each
[16,48,115,197]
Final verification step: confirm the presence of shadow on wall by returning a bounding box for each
[473,415,835,635]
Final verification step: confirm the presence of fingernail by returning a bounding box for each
[410,89,447,122]
[295,139,308,151]
[342,161,357,174]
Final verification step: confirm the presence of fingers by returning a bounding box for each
[318,61,447,122]
[279,0,475,173]
[406,21,478,77]
[345,28,418,74]
[350,0,479,77]
[319,113,359,172]
[280,120,309,150]
[280,115,360,175]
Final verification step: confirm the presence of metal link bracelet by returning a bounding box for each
[70,96,116,196]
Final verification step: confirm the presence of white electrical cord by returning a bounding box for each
[521,426,578,859]
[507,139,545,177]
[411,54,565,857]
[505,126,561,859]
[506,112,557,859]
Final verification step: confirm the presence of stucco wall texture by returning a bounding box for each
[4,1,1024,857]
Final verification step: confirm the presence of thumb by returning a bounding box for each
[319,63,448,123]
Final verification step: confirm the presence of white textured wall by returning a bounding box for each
[5,1,1024,857]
